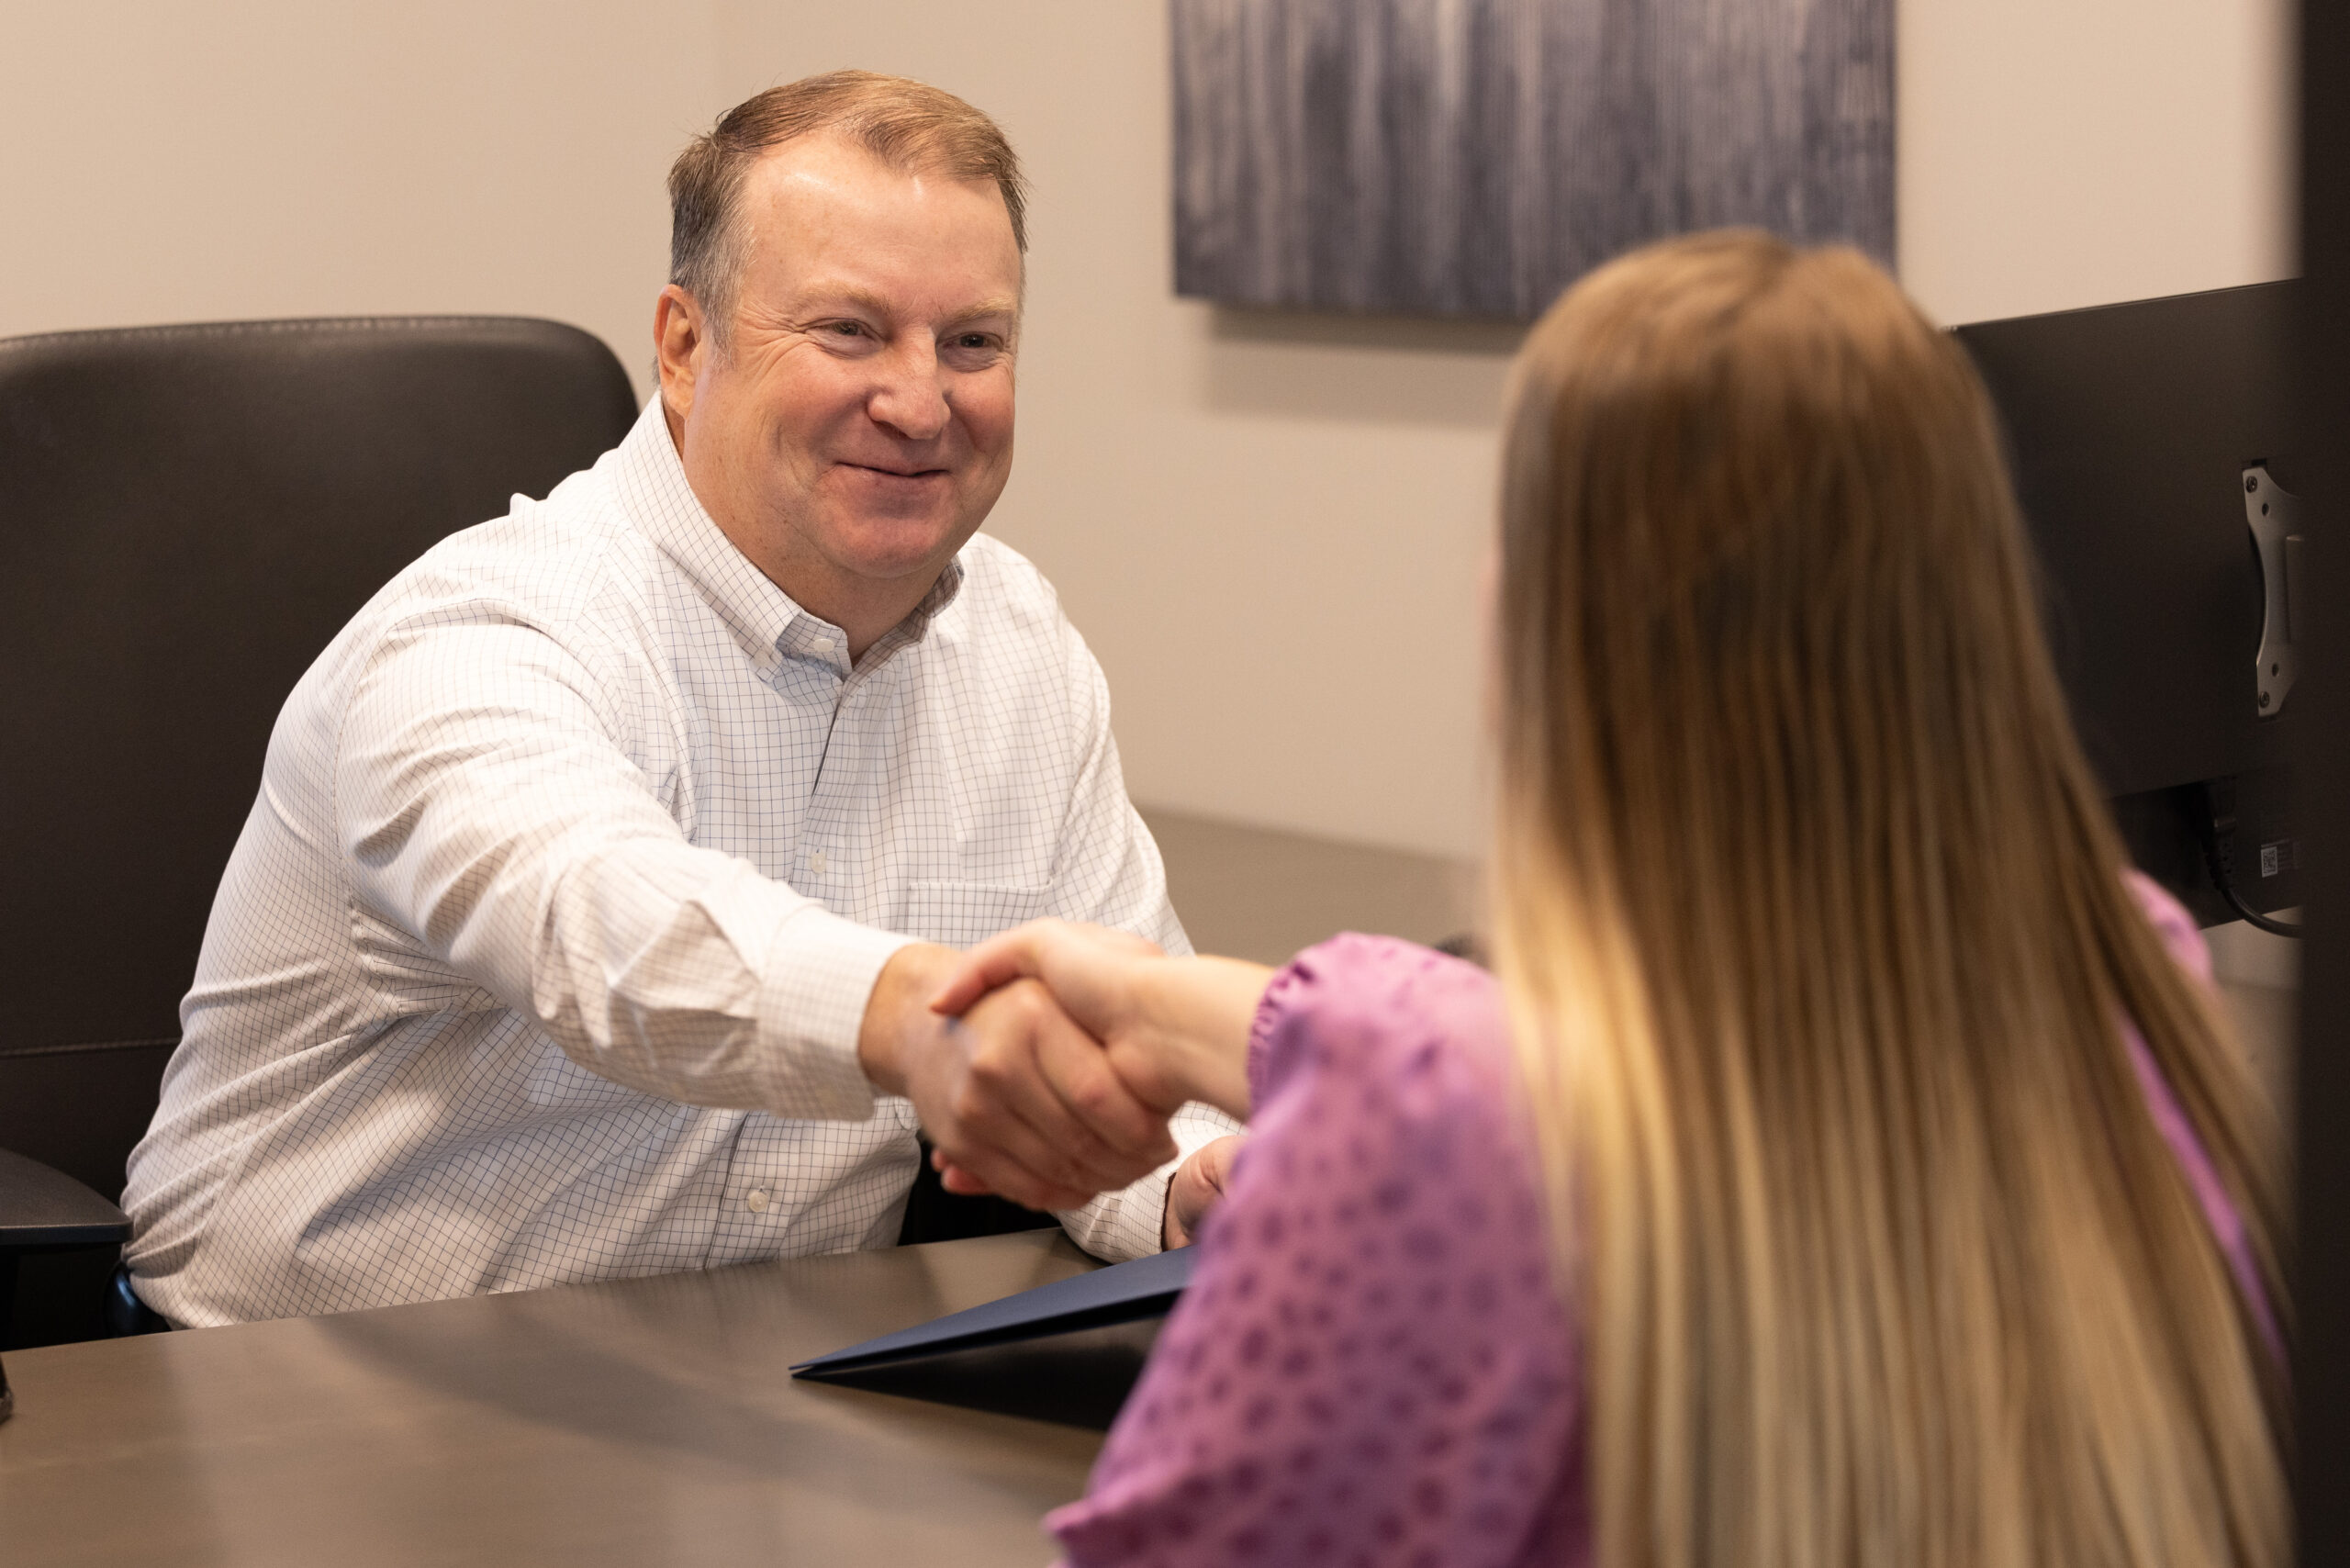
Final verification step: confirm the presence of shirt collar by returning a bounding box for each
[606,395,966,676]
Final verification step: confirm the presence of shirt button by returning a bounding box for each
[811,637,835,655]
[746,1189,770,1214]
[811,849,828,877]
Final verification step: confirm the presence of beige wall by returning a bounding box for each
[0,2,705,386]
[0,0,2295,859]
[1900,0,2297,326]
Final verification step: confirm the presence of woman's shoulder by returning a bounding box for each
[2122,869,2213,984]
[1237,935,1530,1248]
[1248,933,1516,1117]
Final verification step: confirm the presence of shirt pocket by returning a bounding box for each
[898,879,1051,949]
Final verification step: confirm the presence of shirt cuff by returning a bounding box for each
[755,904,917,1121]
[1054,1103,1244,1263]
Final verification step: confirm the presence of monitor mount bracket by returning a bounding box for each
[2245,464,2302,716]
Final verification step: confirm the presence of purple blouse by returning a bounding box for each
[1046,876,2265,1567]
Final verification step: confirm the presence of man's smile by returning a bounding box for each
[835,459,954,496]
[841,460,948,477]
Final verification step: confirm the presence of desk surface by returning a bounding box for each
[0,1232,1109,1566]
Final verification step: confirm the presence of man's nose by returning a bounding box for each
[867,338,951,442]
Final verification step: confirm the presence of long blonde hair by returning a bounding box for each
[1491,231,2287,1568]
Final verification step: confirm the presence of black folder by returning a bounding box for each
[794,1242,1197,1375]
[789,1245,1198,1428]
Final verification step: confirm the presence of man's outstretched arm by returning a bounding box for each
[337,609,1181,1202]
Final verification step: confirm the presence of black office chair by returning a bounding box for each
[0,317,640,1360]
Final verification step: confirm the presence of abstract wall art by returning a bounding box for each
[1171,0,1895,319]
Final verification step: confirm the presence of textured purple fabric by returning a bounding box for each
[2120,872,2283,1361]
[1048,886,2266,1565]
[1049,936,1583,1568]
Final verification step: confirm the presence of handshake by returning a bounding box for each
[856,922,1270,1249]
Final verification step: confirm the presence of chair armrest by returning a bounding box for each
[0,1145,130,1250]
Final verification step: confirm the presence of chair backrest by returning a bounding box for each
[0,317,640,1198]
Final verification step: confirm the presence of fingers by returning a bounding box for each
[1034,1008,1187,1148]
[917,979,1175,1211]
[927,1111,1093,1211]
[908,923,1184,1211]
[1161,1133,1246,1249]
[928,919,1157,1024]
[934,1158,992,1197]
[933,1026,1109,1208]
[929,924,1054,1017]
[933,1139,1091,1213]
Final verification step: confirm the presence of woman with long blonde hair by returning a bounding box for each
[936,230,2288,1567]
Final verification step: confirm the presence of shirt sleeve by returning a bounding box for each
[1048,936,1583,1566]
[335,605,903,1122]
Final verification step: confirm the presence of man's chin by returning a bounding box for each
[827,516,980,584]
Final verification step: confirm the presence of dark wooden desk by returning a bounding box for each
[0,1232,1111,1566]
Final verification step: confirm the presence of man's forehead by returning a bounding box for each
[736,134,1022,304]
[744,134,1010,237]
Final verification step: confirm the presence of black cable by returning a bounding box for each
[2217,879,2305,939]
[2197,778,2304,939]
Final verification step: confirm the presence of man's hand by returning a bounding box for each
[1163,1134,1244,1249]
[929,920,1264,1121]
[859,944,1178,1212]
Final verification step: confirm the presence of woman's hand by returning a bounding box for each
[929,921,1269,1123]
[929,925,1270,1241]
[1163,1134,1244,1248]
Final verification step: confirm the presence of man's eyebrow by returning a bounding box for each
[943,297,1021,330]
[789,283,895,319]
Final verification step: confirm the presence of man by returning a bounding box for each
[123,72,1237,1327]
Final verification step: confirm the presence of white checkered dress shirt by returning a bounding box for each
[123,395,1235,1327]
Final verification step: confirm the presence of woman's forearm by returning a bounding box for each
[1136,957,1274,1122]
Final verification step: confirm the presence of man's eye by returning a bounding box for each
[830,322,864,337]
[957,334,992,350]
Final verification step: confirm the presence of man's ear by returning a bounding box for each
[654,285,707,427]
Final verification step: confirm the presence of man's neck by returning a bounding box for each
[771,562,938,666]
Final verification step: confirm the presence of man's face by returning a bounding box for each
[662,135,1021,621]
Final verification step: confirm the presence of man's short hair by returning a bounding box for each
[668,70,1030,338]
